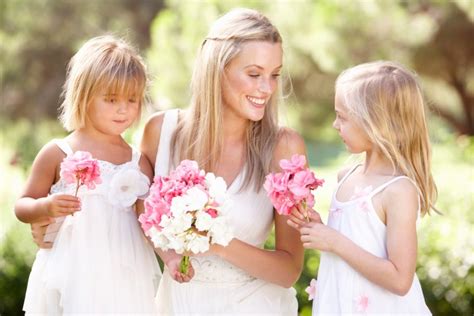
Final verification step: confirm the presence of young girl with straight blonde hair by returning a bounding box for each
[17,35,190,314]
[289,61,436,315]
[141,8,305,315]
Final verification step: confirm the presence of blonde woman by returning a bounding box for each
[289,61,436,315]
[141,8,305,315]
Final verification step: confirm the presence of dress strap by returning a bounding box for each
[54,139,73,156]
[131,146,142,165]
[337,164,361,187]
[368,176,421,215]
[155,109,179,177]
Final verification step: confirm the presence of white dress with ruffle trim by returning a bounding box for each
[23,139,161,315]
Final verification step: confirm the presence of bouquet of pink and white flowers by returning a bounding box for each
[264,154,324,218]
[139,160,233,273]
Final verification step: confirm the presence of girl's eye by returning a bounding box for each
[248,74,260,78]
[272,73,281,78]
[129,98,137,103]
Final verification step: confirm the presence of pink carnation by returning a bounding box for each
[264,154,324,216]
[60,151,101,195]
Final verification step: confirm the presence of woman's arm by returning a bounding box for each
[211,128,306,288]
[300,178,419,295]
[14,141,81,223]
[139,112,165,170]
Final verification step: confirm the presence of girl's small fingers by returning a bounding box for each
[286,219,299,230]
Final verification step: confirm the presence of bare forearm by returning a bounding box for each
[217,238,302,288]
[15,197,48,223]
[334,235,414,295]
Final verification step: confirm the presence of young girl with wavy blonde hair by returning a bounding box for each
[289,61,436,315]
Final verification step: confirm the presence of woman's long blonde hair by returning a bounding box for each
[59,35,147,131]
[171,8,282,191]
[336,61,437,215]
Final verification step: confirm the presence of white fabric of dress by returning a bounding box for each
[23,139,161,315]
[313,165,431,315]
[154,109,298,315]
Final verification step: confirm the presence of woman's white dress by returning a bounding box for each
[23,139,161,315]
[154,109,298,315]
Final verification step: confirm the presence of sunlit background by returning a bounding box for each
[1,0,473,315]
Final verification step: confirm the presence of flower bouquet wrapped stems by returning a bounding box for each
[264,154,324,220]
[139,160,233,274]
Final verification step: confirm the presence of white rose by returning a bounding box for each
[195,211,213,231]
[209,216,233,246]
[108,168,150,208]
[184,187,208,211]
[205,173,228,204]
[187,234,210,254]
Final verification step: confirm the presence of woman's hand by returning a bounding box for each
[164,253,195,283]
[30,218,55,249]
[299,222,340,252]
[287,203,322,230]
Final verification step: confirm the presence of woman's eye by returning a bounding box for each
[249,74,259,78]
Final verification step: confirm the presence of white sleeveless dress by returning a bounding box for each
[23,139,161,315]
[313,165,431,315]
[154,110,298,315]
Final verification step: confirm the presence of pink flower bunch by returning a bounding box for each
[60,151,101,196]
[139,160,233,274]
[263,154,324,215]
[139,160,206,232]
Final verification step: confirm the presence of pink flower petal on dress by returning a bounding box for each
[329,207,343,218]
[305,278,317,301]
[354,294,369,313]
[357,200,370,212]
[350,185,373,200]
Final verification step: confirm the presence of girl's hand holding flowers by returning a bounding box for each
[287,204,323,230]
[300,222,341,252]
[264,154,324,221]
[42,193,81,218]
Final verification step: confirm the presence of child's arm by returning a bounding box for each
[300,178,419,296]
[14,142,81,223]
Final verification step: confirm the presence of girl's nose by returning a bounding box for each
[117,101,127,114]
[332,119,338,130]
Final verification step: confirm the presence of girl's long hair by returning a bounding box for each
[336,61,437,215]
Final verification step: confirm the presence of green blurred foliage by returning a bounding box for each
[148,0,474,138]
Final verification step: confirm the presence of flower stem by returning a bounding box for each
[180,255,190,274]
[74,177,80,197]
[302,200,309,222]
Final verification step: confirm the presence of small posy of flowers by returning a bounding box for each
[108,167,150,208]
[263,154,324,217]
[139,160,233,274]
[306,278,317,301]
[60,151,101,196]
